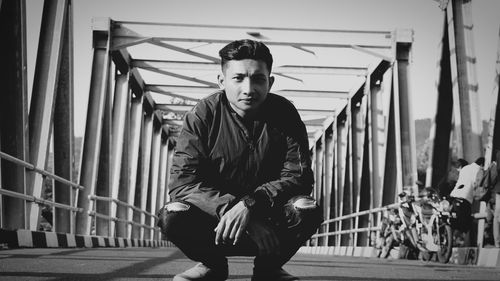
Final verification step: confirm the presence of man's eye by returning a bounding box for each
[232,76,243,82]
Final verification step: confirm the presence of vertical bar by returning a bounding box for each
[382,73,401,205]
[324,127,334,246]
[27,0,68,230]
[155,133,169,240]
[53,0,74,234]
[0,0,28,230]
[109,72,129,235]
[95,60,113,237]
[370,79,384,209]
[148,120,162,239]
[128,94,143,239]
[427,12,454,188]
[336,111,347,247]
[138,108,153,240]
[395,29,418,196]
[116,78,132,238]
[75,18,111,235]
[484,27,500,164]
[315,138,324,246]
[450,0,483,161]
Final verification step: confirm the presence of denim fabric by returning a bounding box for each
[157,195,322,270]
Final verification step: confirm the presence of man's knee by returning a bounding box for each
[157,201,191,239]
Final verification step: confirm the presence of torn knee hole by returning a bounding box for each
[293,198,317,210]
[163,201,190,213]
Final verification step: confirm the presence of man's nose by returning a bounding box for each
[241,78,254,94]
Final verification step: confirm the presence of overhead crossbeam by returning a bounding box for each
[131,59,368,76]
[111,20,393,51]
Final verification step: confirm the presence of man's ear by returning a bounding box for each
[268,75,275,90]
[217,73,225,89]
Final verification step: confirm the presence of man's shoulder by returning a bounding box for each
[186,90,224,118]
[265,93,299,116]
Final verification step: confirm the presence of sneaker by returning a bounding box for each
[173,263,228,281]
[251,268,299,281]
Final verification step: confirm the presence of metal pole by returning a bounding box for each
[53,0,74,234]
[0,0,28,230]
[27,0,68,230]
[109,72,129,236]
[75,18,111,235]
[148,120,162,239]
[128,95,144,239]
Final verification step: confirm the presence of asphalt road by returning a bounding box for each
[1,247,499,280]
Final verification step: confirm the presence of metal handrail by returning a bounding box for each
[0,186,82,212]
[90,195,158,219]
[0,151,84,190]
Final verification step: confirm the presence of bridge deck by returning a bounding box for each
[1,247,499,280]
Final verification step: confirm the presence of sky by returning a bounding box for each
[25,0,500,137]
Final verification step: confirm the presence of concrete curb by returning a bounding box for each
[298,246,500,267]
[0,229,173,248]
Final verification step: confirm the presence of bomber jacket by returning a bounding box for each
[168,90,314,219]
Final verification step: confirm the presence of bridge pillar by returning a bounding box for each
[0,0,28,230]
[484,27,500,164]
[428,0,483,187]
[336,110,348,247]
[127,94,144,239]
[53,0,75,234]
[76,17,111,235]
[27,0,69,230]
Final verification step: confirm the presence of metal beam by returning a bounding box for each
[53,0,74,234]
[76,18,111,235]
[131,59,368,76]
[27,0,68,230]
[0,0,28,230]
[112,21,393,50]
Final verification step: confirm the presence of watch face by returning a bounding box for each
[245,196,256,208]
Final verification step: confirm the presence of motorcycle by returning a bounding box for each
[409,188,454,263]
[379,207,403,258]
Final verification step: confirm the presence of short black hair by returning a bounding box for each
[218,39,273,73]
[475,157,485,166]
[455,158,468,168]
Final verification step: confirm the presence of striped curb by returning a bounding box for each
[0,229,174,248]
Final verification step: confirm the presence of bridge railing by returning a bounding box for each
[308,200,489,253]
[0,150,161,239]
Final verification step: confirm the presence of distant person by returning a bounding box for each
[157,39,322,281]
[437,158,468,199]
[449,157,485,245]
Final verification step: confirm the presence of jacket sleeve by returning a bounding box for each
[168,108,236,219]
[252,103,315,210]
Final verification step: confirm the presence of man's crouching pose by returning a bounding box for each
[157,39,323,281]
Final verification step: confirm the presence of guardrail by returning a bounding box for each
[0,151,161,241]
[309,200,489,250]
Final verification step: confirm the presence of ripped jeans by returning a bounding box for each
[157,195,323,270]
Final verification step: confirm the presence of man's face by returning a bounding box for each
[218,59,274,118]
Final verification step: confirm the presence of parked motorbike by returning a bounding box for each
[379,207,403,258]
[405,188,454,263]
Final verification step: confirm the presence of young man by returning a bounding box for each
[449,157,485,246]
[157,39,323,281]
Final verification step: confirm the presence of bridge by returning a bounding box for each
[1,0,500,278]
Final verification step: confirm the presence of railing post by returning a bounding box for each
[148,119,162,239]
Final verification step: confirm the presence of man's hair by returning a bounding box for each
[475,157,485,166]
[218,39,273,73]
[455,158,468,168]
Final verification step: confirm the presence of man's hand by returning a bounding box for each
[246,218,280,256]
[215,201,250,246]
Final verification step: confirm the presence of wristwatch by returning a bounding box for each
[242,195,256,210]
